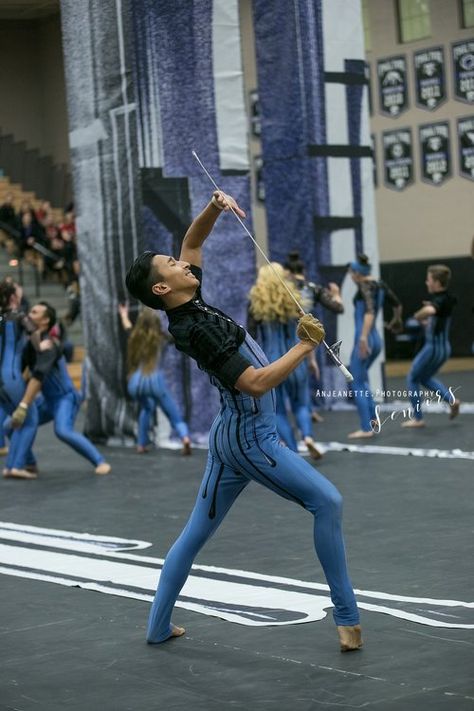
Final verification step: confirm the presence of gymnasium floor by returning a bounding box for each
[0,372,473,710]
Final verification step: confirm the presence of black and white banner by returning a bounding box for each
[378,56,408,116]
[452,39,474,103]
[383,128,413,190]
[457,116,474,180]
[419,122,451,186]
[414,47,446,110]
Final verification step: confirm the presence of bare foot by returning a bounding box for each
[304,436,323,460]
[311,412,324,423]
[347,430,374,439]
[182,437,192,456]
[136,445,150,454]
[449,400,461,420]
[401,419,425,428]
[95,463,111,475]
[170,624,185,638]
[3,468,37,480]
[337,624,363,652]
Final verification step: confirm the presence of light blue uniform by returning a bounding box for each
[146,333,359,643]
[0,313,39,470]
[256,320,312,451]
[128,368,189,447]
[407,291,456,420]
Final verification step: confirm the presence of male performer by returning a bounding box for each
[403,264,459,427]
[6,302,111,476]
[126,191,362,652]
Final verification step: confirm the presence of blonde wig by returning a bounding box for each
[127,308,165,376]
[249,263,302,323]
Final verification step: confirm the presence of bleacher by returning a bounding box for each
[0,175,83,389]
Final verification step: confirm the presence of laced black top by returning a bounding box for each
[165,265,252,390]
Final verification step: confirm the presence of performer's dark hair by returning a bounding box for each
[38,301,56,329]
[357,254,370,266]
[284,250,305,275]
[0,279,16,312]
[126,251,166,310]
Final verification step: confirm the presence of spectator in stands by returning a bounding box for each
[0,192,18,232]
[18,211,46,269]
[59,210,76,240]
[17,200,39,226]
[36,200,52,226]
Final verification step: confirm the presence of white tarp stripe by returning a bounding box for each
[1,523,473,608]
[212,0,249,171]
[0,540,472,629]
[317,441,474,461]
[322,0,365,70]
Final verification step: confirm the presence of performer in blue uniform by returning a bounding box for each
[284,251,345,423]
[348,255,402,439]
[118,303,191,454]
[18,301,111,475]
[403,264,459,428]
[248,263,322,459]
[126,191,362,653]
[0,279,41,479]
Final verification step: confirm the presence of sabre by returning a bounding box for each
[192,150,353,383]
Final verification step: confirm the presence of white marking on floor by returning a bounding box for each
[0,523,473,630]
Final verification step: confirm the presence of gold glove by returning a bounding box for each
[11,402,28,428]
[297,313,325,346]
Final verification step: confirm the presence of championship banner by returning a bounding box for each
[377,55,408,116]
[457,116,474,180]
[419,122,451,186]
[452,39,474,103]
[383,128,413,190]
[414,47,446,110]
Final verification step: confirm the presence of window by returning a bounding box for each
[362,0,371,52]
[398,0,431,43]
[461,0,474,27]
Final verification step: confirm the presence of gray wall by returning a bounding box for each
[0,15,69,168]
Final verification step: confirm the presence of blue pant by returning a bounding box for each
[0,392,39,470]
[23,392,105,467]
[128,370,189,447]
[146,397,359,643]
[349,330,382,432]
[275,363,313,451]
[4,405,39,470]
[407,340,452,420]
[0,406,6,449]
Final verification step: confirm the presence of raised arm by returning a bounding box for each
[179,191,246,267]
[235,341,315,397]
[414,303,436,321]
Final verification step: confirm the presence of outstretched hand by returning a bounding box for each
[211,191,246,218]
[297,313,325,346]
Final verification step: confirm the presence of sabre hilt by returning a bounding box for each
[323,339,354,382]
